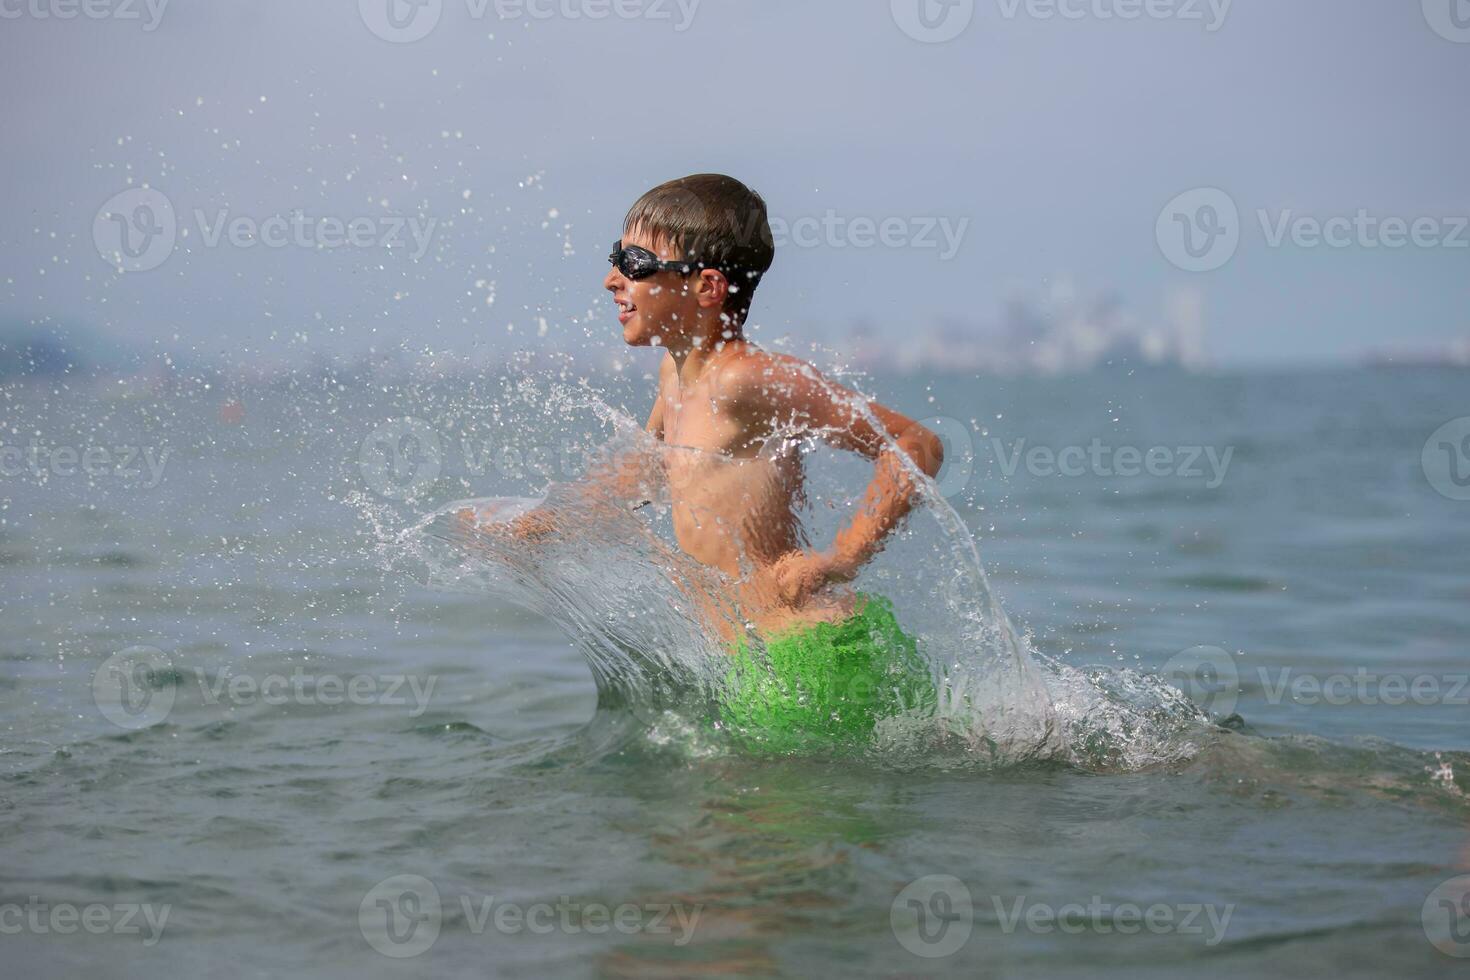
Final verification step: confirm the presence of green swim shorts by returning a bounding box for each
[717,593,937,751]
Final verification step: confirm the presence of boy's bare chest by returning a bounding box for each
[659,381,760,458]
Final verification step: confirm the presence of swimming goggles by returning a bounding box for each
[607,240,699,281]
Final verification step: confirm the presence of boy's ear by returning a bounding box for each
[695,268,729,311]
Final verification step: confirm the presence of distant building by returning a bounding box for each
[849,282,1208,376]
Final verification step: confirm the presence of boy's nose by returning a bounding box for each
[604,267,625,292]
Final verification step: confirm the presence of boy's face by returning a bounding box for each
[604,226,703,349]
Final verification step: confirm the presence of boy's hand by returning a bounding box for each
[764,549,859,608]
[454,506,556,542]
[506,510,557,541]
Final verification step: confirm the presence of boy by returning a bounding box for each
[476,174,944,744]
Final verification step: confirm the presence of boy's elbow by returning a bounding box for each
[903,424,944,478]
[921,431,945,478]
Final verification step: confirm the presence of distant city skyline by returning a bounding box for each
[9,273,1466,384]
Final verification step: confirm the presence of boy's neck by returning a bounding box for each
[666,319,744,386]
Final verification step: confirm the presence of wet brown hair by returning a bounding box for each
[623,173,775,325]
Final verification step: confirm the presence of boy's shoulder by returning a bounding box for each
[655,343,810,390]
[656,344,836,420]
[719,344,817,390]
[713,346,845,428]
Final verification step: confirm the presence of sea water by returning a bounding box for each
[1,364,1467,977]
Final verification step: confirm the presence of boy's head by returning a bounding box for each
[605,174,774,349]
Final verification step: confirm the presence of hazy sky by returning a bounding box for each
[2,0,1466,367]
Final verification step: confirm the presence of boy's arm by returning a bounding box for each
[644,353,671,438]
[729,354,944,603]
[458,361,670,539]
[596,352,669,505]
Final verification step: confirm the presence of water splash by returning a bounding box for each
[361,377,1218,770]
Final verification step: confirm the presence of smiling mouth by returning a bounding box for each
[617,300,637,323]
